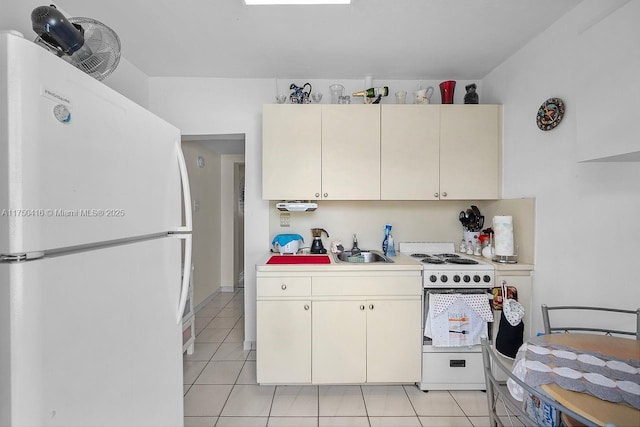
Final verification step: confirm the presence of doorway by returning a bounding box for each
[181,133,245,306]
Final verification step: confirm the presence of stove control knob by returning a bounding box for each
[441,275,448,283]
[473,275,481,283]
[483,275,491,283]
[453,275,461,283]
[430,275,437,283]
[463,275,471,282]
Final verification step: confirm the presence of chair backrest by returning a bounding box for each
[541,305,640,340]
[480,338,598,427]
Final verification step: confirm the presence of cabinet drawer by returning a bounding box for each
[313,275,421,296]
[257,277,312,297]
[422,351,485,387]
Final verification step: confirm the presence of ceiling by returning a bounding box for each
[4,0,581,80]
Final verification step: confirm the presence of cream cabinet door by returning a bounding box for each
[256,300,311,383]
[439,105,500,199]
[321,105,381,200]
[262,105,322,200]
[381,105,440,200]
[312,300,367,383]
[366,299,422,382]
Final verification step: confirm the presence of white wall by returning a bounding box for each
[102,57,149,108]
[482,0,640,332]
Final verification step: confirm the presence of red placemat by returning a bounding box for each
[266,255,331,265]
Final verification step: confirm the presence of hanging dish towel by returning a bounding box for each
[495,281,525,359]
[426,293,493,347]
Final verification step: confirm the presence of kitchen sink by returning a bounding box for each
[334,250,394,263]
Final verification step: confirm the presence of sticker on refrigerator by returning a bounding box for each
[53,104,71,123]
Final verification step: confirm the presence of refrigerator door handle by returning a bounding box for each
[176,233,192,324]
[176,141,193,233]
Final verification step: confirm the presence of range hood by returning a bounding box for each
[276,201,318,212]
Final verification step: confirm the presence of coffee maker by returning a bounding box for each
[310,228,329,254]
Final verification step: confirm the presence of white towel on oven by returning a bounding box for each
[426,293,493,347]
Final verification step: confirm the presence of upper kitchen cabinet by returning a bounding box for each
[439,105,501,200]
[321,105,381,200]
[381,105,440,200]
[262,104,322,200]
[575,1,640,162]
[263,104,501,201]
[381,105,501,200]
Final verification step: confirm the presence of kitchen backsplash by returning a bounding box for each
[268,198,535,263]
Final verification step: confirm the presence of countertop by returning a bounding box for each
[256,252,424,273]
[257,252,534,273]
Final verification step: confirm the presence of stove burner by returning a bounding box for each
[410,253,429,258]
[421,258,445,264]
[447,258,479,265]
[435,253,460,258]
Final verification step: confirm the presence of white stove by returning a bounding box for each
[398,242,494,288]
[398,242,495,391]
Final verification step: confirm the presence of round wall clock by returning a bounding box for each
[536,97,565,131]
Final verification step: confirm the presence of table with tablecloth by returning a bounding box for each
[509,334,640,427]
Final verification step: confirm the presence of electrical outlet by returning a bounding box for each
[280,212,290,227]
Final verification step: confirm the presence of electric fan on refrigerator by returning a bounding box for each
[31,4,121,81]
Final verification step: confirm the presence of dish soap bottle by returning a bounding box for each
[382,224,392,256]
[387,233,396,256]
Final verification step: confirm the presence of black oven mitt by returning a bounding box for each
[495,311,524,359]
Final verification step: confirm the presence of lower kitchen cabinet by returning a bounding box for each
[366,299,422,383]
[256,300,312,383]
[313,298,421,384]
[312,300,367,384]
[256,272,422,384]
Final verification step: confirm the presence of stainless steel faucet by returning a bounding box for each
[351,234,361,255]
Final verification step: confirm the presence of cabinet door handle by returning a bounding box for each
[304,304,310,310]
[360,305,365,311]
[281,284,287,290]
[441,192,447,197]
[434,192,439,198]
[369,304,374,310]
[315,193,320,198]
[323,193,328,198]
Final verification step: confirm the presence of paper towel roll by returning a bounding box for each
[493,215,514,256]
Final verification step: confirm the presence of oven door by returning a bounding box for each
[419,288,493,391]
[422,288,493,350]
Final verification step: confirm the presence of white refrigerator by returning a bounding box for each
[0,31,192,426]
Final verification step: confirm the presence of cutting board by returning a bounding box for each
[266,255,331,265]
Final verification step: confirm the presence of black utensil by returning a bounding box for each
[459,211,469,226]
[466,209,476,230]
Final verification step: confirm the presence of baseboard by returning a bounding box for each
[244,340,256,351]
[194,288,221,313]
[221,285,234,293]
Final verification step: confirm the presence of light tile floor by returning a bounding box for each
[184,289,505,427]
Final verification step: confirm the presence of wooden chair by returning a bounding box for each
[541,305,640,339]
[480,338,598,427]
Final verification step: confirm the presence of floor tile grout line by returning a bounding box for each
[401,384,424,424]
[448,390,471,418]
[358,385,373,427]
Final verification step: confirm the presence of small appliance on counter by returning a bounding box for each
[272,233,304,254]
[310,228,329,254]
